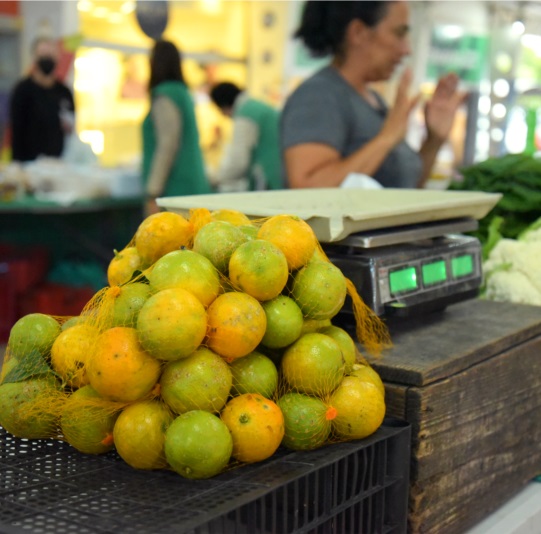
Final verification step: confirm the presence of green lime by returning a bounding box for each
[61,385,120,455]
[229,351,278,399]
[164,410,233,479]
[160,348,232,414]
[107,282,152,328]
[113,400,174,470]
[277,392,332,450]
[281,333,345,397]
[193,220,247,273]
[148,249,220,307]
[319,325,357,374]
[0,377,61,439]
[9,313,61,359]
[261,295,303,349]
[291,261,347,320]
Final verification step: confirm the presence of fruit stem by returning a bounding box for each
[325,406,337,421]
[107,286,122,297]
[101,433,114,446]
[239,413,250,425]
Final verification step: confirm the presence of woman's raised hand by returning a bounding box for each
[379,68,421,147]
[425,72,468,142]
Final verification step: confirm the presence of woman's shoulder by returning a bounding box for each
[284,67,349,111]
[287,66,350,104]
[292,66,336,91]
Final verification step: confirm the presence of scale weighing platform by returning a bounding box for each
[158,188,501,317]
[323,217,482,317]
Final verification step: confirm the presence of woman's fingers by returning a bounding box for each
[395,67,413,104]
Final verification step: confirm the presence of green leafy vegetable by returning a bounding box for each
[449,153,541,246]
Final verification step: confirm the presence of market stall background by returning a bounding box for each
[1,0,541,171]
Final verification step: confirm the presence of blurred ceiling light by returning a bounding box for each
[438,25,463,40]
[522,34,541,58]
[74,80,94,92]
[93,6,109,18]
[77,0,92,13]
[77,0,92,12]
[74,56,91,71]
[478,95,492,115]
[493,78,510,99]
[491,103,507,120]
[200,0,221,15]
[120,1,135,14]
[511,20,525,36]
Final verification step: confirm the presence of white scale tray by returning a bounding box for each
[158,188,502,243]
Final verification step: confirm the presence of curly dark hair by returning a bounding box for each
[295,1,392,58]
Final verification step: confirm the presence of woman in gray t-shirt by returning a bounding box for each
[281,1,466,189]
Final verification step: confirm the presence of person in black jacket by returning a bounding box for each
[9,37,75,162]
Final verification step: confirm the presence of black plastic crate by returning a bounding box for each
[0,418,410,534]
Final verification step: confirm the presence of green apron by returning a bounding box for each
[142,81,210,196]
[235,98,283,190]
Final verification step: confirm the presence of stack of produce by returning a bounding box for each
[449,153,541,306]
[449,152,541,256]
[0,208,390,479]
[481,216,541,306]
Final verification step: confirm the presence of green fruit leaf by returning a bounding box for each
[2,350,57,384]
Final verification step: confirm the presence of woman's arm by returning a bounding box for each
[146,96,182,197]
[145,95,182,216]
[285,68,419,188]
[285,134,396,188]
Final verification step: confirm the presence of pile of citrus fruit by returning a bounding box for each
[0,208,388,479]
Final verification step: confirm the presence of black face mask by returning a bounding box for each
[37,57,56,76]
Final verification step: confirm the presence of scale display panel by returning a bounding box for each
[325,233,483,316]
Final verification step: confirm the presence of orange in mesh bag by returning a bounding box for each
[0,206,390,479]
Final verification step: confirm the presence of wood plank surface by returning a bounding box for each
[406,335,541,480]
[386,329,541,533]
[369,299,541,386]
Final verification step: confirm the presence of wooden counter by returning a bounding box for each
[362,299,541,534]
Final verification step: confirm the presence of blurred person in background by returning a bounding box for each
[209,82,283,192]
[9,37,75,162]
[142,40,210,216]
[281,1,467,189]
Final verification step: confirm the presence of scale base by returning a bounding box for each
[334,287,480,329]
[382,287,480,317]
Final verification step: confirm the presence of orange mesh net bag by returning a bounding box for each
[0,207,391,479]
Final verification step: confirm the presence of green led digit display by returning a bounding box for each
[389,266,418,295]
[451,255,474,278]
[422,260,447,286]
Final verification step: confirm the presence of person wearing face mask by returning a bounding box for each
[9,36,75,162]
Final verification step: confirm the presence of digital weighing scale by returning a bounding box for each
[158,188,502,317]
[323,217,482,317]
